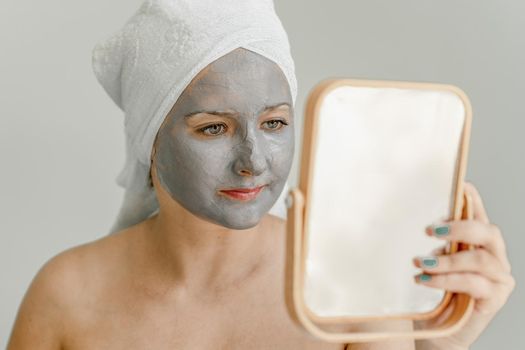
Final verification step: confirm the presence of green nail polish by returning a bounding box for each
[419,274,432,282]
[421,257,438,268]
[433,224,450,236]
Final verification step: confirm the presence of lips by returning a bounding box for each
[219,185,266,201]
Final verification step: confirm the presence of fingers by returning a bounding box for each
[425,220,510,272]
[428,244,448,256]
[414,272,516,314]
[414,272,494,299]
[413,181,516,317]
[413,249,509,284]
[463,181,490,225]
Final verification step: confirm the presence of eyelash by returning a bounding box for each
[198,119,289,136]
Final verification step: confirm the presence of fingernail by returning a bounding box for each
[417,274,432,282]
[418,256,439,269]
[427,223,450,237]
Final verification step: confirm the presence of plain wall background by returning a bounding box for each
[1,0,523,348]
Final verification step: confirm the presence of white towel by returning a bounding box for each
[91,0,297,233]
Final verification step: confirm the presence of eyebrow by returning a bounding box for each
[183,102,291,119]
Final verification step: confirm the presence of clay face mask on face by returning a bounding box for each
[153,48,295,229]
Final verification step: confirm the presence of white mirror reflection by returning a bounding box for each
[303,85,466,318]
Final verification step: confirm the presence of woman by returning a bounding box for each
[7,1,515,349]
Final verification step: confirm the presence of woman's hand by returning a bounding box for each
[412,181,515,350]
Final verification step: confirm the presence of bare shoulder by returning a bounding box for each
[6,226,138,349]
[27,226,134,301]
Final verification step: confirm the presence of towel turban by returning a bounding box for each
[91,0,297,233]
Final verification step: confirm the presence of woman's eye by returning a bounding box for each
[262,119,288,131]
[199,123,227,136]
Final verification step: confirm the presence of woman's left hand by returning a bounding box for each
[412,181,516,350]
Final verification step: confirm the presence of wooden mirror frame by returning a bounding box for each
[284,79,475,343]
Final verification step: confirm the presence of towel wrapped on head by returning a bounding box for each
[91,0,297,234]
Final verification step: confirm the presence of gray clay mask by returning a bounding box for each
[153,47,295,229]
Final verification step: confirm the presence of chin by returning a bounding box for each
[211,207,266,230]
[222,215,262,230]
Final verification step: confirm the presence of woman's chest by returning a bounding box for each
[64,285,344,350]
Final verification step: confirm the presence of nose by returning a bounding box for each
[232,136,267,177]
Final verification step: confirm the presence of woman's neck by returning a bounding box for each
[141,199,275,298]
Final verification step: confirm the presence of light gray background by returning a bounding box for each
[1,0,523,348]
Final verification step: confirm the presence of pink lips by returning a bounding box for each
[219,185,266,201]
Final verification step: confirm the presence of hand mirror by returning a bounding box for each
[285,79,475,343]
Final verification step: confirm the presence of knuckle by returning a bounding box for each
[472,275,492,296]
[462,274,478,290]
[474,249,491,267]
[505,261,512,274]
[490,223,508,252]
[490,223,501,235]
[489,223,503,242]
[483,276,494,290]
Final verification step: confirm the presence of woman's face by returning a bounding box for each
[153,48,294,229]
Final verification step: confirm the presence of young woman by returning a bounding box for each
[7,1,514,349]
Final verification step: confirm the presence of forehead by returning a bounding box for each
[169,48,292,118]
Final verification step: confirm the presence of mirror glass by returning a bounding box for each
[303,84,466,318]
